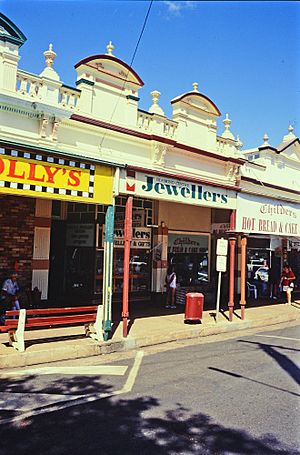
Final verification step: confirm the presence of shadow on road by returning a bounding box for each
[208,366,300,398]
[0,375,298,455]
[239,340,300,386]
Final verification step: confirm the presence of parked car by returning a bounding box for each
[254,267,269,282]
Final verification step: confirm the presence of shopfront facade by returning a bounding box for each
[236,132,300,303]
[0,142,115,301]
[236,192,300,296]
[1,12,244,315]
[119,167,238,304]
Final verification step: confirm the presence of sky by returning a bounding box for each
[1,0,299,149]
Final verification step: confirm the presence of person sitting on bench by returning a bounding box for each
[2,271,21,311]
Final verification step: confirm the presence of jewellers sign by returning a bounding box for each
[236,193,300,237]
[120,170,236,209]
[102,227,151,249]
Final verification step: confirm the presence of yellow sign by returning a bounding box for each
[0,149,113,204]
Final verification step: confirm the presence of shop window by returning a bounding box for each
[143,200,152,209]
[95,248,151,296]
[168,232,210,286]
[81,212,96,223]
[67,202,75,213]
[247,244,271,299]
[67,213,81,222]
[52,200,61,218]
[133,199,143,208]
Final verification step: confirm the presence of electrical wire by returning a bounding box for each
[98,0,153,151]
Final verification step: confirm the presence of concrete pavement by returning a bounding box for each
[0,301,299,369]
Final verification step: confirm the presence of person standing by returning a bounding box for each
[2,271,20,311]
[269,262,280,300]
[279,264,296,305]
[165,266,177,309]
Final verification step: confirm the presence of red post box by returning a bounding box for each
[185,292,204,323]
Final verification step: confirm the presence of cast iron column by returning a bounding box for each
[240,235,247,320]
[228,237,236,321]
[122,196,133,337]
[227,210,236,321]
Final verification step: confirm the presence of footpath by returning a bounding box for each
[0,302,299,369]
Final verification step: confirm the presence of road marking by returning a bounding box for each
[120,350,144,393]
[0,350,144,426]
[0,365,128,377]
[254,335,300,342]
[0,393,84,412]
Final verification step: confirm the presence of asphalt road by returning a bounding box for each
[0,322,299,455]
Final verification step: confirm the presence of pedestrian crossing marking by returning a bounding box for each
[0,365,128,377]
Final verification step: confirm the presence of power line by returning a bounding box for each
[99,0,153,151]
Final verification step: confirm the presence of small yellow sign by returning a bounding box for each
[0,150,114,205]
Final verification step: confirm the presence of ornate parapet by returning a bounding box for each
[137,110,177,139]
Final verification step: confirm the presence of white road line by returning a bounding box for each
[120,350,144,394]
[0,365,128,377]
[254,335,300,342]
[0,350,144,426]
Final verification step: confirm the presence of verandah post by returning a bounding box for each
[228,210,236,321]
[240,235,247,320]
[122,196,133,338]
[102,205,115,341]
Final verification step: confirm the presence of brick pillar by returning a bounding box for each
[152,221,168,293]
[32,199,52,300]
[0,195,35,288]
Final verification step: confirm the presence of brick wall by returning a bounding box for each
[0,195,35,288]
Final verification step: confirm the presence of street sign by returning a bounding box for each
[216,237,228,256]
[216,255,227,272]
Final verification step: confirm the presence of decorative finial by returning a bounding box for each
[221,113,235,140]
[43,43,57,68]
[263,133,270,146]
[192,82,199,92]
[151,90,161,105]
[282,124,296,142]
[106,41,114,56]
[149,90,165,116]
[40,43,60,80]
[236,134,243,150]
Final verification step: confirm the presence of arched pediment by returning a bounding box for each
[0,13,27,47]
[171,91,221,117]
[75,54,144,87]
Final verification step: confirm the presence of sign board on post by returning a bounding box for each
[215,237,228,322]
[216,255,227,273]
[216,238,228,256]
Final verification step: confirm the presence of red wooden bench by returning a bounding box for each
[0,305,104,352]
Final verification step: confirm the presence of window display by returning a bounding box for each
[168,232,210,286]
[95,248,151,295]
